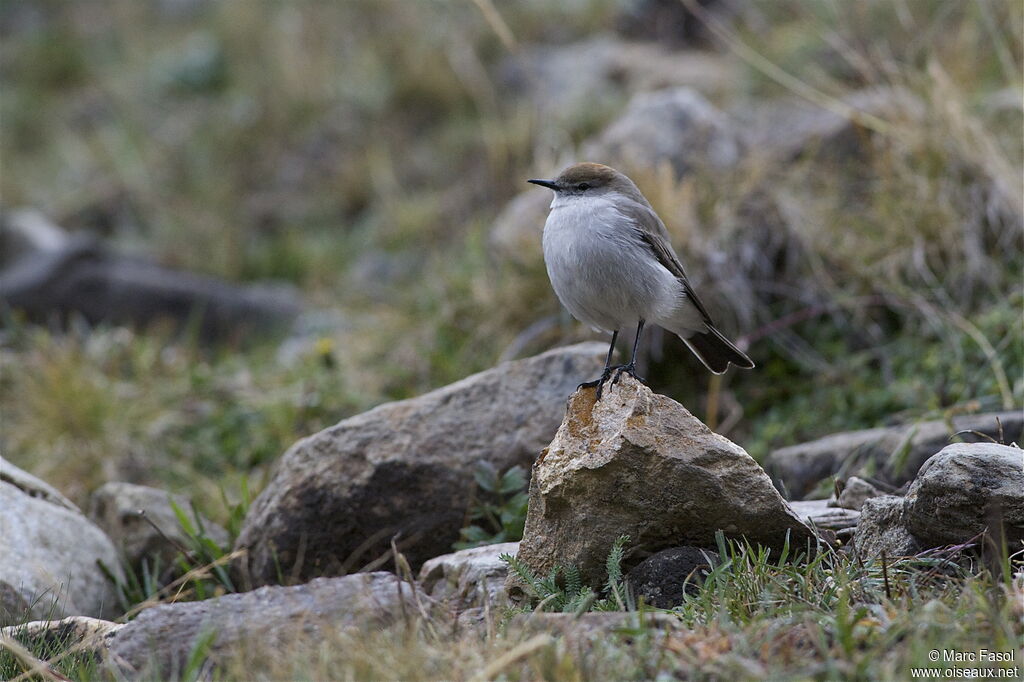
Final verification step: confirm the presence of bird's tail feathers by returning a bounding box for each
[681,326,755,374]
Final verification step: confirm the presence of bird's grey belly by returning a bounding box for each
[543,222,682,332]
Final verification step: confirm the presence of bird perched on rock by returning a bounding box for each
[529,162,753,397]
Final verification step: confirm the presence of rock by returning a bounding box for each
[853,495,921,559]
[0,456,124,621]
[106,572,424,677]
[831,476,882,511]
[0,453,78,510]
[498,37,737,127]
[734,87,926,162]
[88,482,230,568]
[1,616,123,661]
[510,611,686,644]
[510,376,816,596]
[0,208,69,267]
[787,499,860,531]
[626,547,719,608]
[418,542,518,611]
[615,0,736,48]
[488,190,553,266]
[903,443,1024,548]
[0,234,301,344]
[234,343,607,586]
[0,582,32,627]
[584,87,743,177]
[767,410,1023,499]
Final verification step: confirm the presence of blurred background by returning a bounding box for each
[1,0,1021,524]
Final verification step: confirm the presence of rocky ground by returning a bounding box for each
[1,1,1021,680]
[2,361,1022,679]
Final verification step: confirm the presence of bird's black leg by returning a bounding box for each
[578,330,618,399]
[612,320,647,385]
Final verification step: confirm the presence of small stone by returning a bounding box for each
[89,482,229,568]
[1,616,123,661]
[853,496,921,559]
[418,542,518,611]
[626,547,720,608]
[788,499,860,531]
[832,477,883,511]
[903,443,1024,548]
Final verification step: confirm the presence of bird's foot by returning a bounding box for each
[611,363,646,386]
[579,365,625,400]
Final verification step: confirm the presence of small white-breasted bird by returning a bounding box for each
[529,162,754,397]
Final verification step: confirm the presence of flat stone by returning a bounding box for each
[767,411,1022,499]
[107,572,425,677]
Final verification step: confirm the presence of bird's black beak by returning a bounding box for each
[527,179,559,191]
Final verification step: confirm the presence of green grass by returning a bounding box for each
[4,536,1019,680]
[0,0,1021,678]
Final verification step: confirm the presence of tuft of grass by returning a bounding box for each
[101,489,249,619]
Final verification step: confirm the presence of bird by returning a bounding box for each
[528,162,754,398]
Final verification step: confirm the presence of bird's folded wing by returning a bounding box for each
[623,200,714,325]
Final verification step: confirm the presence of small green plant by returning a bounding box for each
[454,462,529,550]
[103,490,247,616]
[501,535,632,613]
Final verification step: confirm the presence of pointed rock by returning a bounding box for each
[511,377,816,595]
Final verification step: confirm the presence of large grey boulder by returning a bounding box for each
[853,495,922,559]
[584,87,743,177]
[0,456,124,622]
[510,376,816,595]
[0,234,301,345]
[903,443,1024,547]
[89,482,230,568]
[418,542,518,611]
[767,411,1022,499]
[234,343,606,586]
[106,572,423,677]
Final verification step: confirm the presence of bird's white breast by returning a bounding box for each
[541,194,684,332]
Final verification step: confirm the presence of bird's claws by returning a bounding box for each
[581,365,638,401]
[611,363,646,387]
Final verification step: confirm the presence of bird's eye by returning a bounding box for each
[577,182,590,191]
